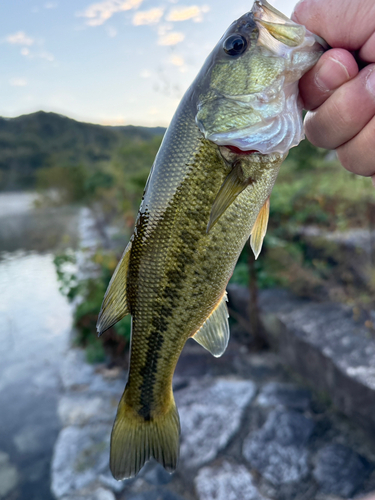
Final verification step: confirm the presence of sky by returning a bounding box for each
[1,0,299,127]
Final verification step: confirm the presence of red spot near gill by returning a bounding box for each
[226,145,258,155]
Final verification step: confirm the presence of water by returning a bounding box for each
[0,193,78,500]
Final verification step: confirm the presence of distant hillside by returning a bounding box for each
[0,111,165,190]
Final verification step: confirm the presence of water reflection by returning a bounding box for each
[0,192,78,500]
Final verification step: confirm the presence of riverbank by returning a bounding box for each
[0,192,78,500]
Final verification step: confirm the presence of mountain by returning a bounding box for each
[0,111,166,190]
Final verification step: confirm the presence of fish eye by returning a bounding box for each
[223,34,247,56]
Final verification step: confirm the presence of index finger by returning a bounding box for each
[299,48,358,110]
[292,0,375,52]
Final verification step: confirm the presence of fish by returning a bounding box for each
[97,0,327,480]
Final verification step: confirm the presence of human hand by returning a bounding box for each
[292,0,375,186]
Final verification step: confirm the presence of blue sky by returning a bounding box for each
[0,0,298,126]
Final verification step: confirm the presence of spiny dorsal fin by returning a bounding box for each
[96,241,132,336]
[192,292,229,357]
[207,166,248,233]
[250,197,270,260]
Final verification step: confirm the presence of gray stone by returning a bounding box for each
[99,471,128,493]
[243,409,314,486]
[60,488,116,500]
[0,451,18,498]
[58,394,118,427]
[195,461,267,500]
[313,444,372,497]
[60,350,95,390]
[60,349,125,395]
[127,490,185,500]
[141,461,173,486]
[176,378,256,468]
[51,424,111,498]
[13,424,46,454]
[257,382,311,411]
[248,285,375,436]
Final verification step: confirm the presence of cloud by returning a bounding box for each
[169,55,184,66]
[44,2,58,8]
[158,32,185,46]
[132,7,164,26]
[21,48,30,56]
[78,0,144,27]
[166,5,209,23]
[9,78,27,87]
[6,31,34,46]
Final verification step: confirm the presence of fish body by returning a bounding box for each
[97,0,326,480]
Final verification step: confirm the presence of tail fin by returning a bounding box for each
[110,389,180,480]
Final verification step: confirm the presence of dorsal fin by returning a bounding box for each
[96,241,132,336]
[192,292,229,357]
[250,197,270,259]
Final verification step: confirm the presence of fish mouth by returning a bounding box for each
[252,0,328,50]
[224,145,259,155]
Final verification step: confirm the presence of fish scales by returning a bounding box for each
[97,0,327,481]
[126,105,279,416]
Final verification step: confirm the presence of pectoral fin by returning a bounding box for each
[192,292,229,357]
[207,166,248,233]
[250,197,270,259]
[96,241,132,336]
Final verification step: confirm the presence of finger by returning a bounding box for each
[360,31,375,63]
[303,65,375,150]
[299,49,358,110]
[292,0,375,50]
[336,114,375,177]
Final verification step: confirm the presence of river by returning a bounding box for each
[0,193,79,500]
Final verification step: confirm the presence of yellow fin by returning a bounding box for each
[193,292,229,357]
[96,241,132,336]
[110,388,180,480]
[207,166,248,233]
[250,197,270,260]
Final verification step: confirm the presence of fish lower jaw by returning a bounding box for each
[225,145,259,155]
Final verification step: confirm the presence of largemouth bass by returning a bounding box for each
[97,0,326,480]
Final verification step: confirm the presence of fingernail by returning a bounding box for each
[315,57,350,92]
[366,68,375,98]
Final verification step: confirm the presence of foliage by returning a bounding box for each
[0,111,165,190]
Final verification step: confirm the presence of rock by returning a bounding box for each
[51,424,111,498]
[98,471,128,493]
[195,461,267,500]
[257,382,311,411]
[60,487,116,500]
[141,461,173,486]
[58,394,118,427]
[313,444,372,497]
[126,490,185,500]
[243,409,314,486]
[92,488,116,500]
[60,350,95,390]
[0,451,18,498]
[258,290,375,435]
[13,424,46,453]
[60,349,125,395]
[176,378,256,468]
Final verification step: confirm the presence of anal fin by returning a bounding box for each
[96,241,132,336]
[250,197,270,259]
[192,292,230,357]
